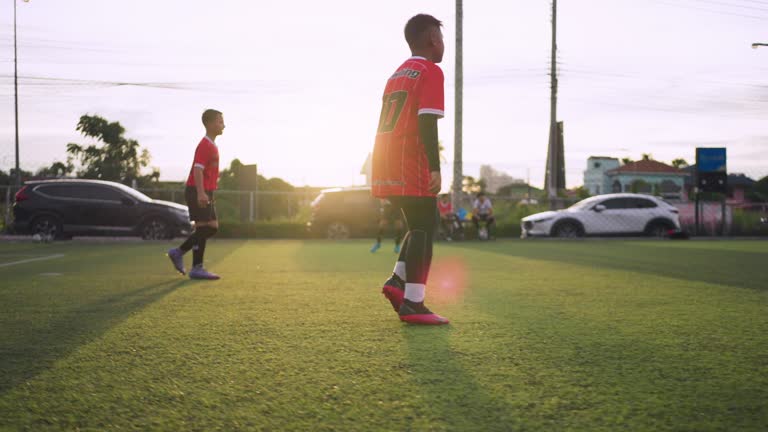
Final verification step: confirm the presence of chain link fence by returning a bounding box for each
[2,181,767,238]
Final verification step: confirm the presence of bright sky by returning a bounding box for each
[1,0,766,189]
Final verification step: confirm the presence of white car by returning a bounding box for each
[521,193,681,238]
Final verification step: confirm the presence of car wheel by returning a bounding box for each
[552,221,583,238]
[141,218,171,240]
[645,221,671,238]
[31,215,62,240]
[326,222,351,240]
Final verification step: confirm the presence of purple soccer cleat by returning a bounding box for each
[189,265,220,280]
[167,248,186,275]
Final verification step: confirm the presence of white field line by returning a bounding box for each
[0,254,65,268]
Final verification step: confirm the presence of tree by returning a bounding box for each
[217,158,299,220]
[35,161,74,178]
[218,158,245,190]
[750,175,768,202]
[66,115,160,186]
[0,168,33,185]
[573,186,591,199]
[438,141,448,164]
[671,158,689,169]
[621,157,633,165]
[461,176,486,194]
[641,153,653,161]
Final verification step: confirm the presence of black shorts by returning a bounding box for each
[185,186,217,222]
[386,196,436,233]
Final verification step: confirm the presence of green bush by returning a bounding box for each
[730,209,768,236]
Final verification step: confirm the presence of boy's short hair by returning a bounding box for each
[477,192,486,198]
[202,109,222,126]
[404,14,442,50]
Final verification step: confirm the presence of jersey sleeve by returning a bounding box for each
[192,141,212,170]
[418,65,445,118]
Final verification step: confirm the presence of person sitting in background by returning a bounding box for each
[472,192,495,240]
[437,194,462,240]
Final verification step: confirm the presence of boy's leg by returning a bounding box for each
[393,219,403,253]
[168,186,202,275]
[397,196,448,325]
[382,202,408,311]
[487,216,496,238]
[188,192,220,280]
[371,219,384,252]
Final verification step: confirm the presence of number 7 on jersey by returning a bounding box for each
[377,91,408,133]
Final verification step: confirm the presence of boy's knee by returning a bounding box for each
[197,225,218,238]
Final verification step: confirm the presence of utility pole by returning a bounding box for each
[544,0,559,203]
[452,0,463,210]
[13,0,21,188]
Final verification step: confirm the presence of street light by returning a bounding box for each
[752,43,767,49]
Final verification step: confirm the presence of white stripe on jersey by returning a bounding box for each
[418,108,445,117]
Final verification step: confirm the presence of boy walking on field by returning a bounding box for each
[167,109,225,280]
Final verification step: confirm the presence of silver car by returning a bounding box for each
[521,193,681,238]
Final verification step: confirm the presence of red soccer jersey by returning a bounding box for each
[437,200,452,215]
[372,57,444,197]
[185,136,220,191]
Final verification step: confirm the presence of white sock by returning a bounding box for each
[393,261,406,280]
[404,283,425,303]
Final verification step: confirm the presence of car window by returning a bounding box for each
[600,198,629,210]
[80,185,123,201]
[36,184,122,201]
[569,196,602,210]
[631,198,658,209]
[35,184,80,199]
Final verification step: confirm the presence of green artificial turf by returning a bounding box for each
[1,239,766,431]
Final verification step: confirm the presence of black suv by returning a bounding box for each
[12,179,192,240]
[307,187,381,239]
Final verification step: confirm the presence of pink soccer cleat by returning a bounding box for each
[398,300,449,325]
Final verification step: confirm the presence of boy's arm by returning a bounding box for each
[419,114,441,194]
[192,143,211,205]
[193,167,208,205]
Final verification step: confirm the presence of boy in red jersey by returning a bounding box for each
[372,14,448,325]
[166,109,225,280]
[437,193,461,240]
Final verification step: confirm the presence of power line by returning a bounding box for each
[681,0,768,12]
[652,0,768,20]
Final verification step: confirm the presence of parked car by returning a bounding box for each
[521,193,680,238]
[307,187,381,239]
[12,179,192,240]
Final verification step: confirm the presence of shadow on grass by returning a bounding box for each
[0,278,190,396]
[402,326,517,431]
[0,240,249,397]
[449,241,768,291]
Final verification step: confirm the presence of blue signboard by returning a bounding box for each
[696,147,727,193]
[696,148,727,173]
